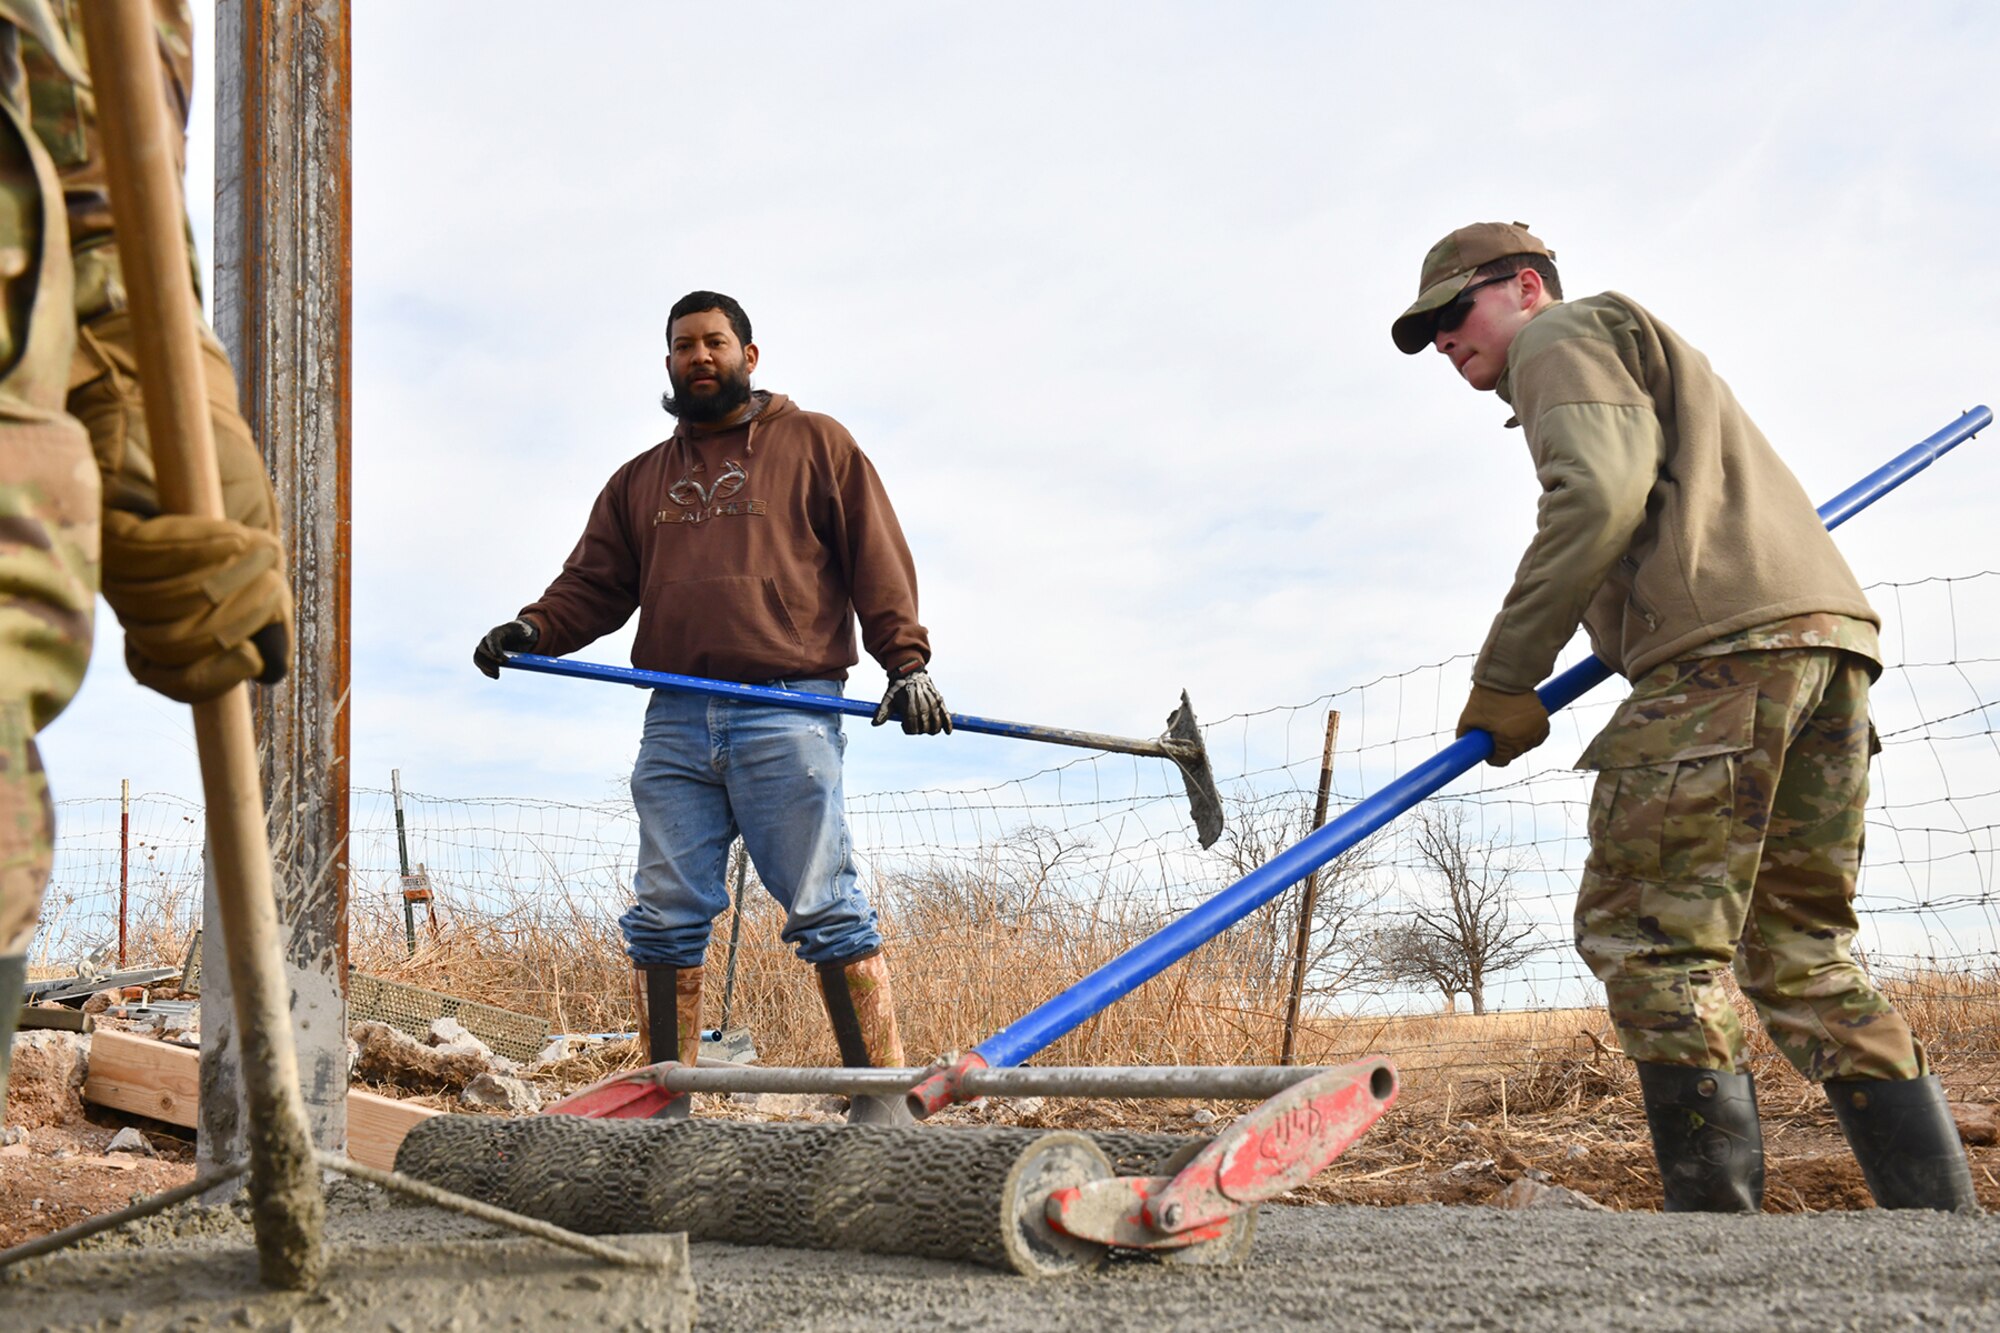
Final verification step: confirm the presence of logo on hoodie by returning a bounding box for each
[657,460,764,525]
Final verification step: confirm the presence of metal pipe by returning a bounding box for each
[315,1153,667,1271]
[644,1063,1323,1099]
[966,407,1990,1073]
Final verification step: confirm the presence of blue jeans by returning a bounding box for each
[618,681,881,968]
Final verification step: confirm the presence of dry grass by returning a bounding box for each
[332,870,2000,1120]
[30,854,2000,1213]
[42,846,2000,1142]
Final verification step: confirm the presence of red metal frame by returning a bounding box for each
[1044,1058,1398,1251]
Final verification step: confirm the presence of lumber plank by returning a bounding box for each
[20,1004,94,1033]
[346,1088,441,1171]
[84,1028,199,1128]
[84,1029,444,1169]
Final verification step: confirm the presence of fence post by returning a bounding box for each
[1279,710,1340,1064]
[717,841,750,1030]
[118,779,130,968]
[392,769,415,956]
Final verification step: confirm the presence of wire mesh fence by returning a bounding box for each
[30,572,2000,1085]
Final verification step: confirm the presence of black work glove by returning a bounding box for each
[1456,683,1550,767]
[872,667,952,735]
[474,618,539,679]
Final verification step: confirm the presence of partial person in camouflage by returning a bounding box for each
[0,1,292,1135]
[1391,221,1978,1212]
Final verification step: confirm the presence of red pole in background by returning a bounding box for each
[119,778,130,967]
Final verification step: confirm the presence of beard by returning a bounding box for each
[661,361,754,422]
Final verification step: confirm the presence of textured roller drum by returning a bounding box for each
[397,1116,1150,1276]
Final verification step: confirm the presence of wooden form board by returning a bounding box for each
[84,1029,441,1171]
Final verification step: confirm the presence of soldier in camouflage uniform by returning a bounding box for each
[0,1,292,1135]
[1391,222,1977,1211]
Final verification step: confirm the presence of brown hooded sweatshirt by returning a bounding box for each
[519,392,930,683]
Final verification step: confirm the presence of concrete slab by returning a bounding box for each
[2,1233,693,1333]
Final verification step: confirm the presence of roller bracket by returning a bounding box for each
[906,1050,988,1119]
[544,1061,688,1119]
[1043,1058,1398,1249]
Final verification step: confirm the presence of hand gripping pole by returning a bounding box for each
[908,406,1991,1116]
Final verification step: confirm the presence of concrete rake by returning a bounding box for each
[497,657,1228,849]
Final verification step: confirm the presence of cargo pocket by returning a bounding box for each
[1576,683,1758,887]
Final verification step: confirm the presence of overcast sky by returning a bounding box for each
[36,1,2000,817]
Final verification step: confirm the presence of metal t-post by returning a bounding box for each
[1279,710,1340,1064]
[717,842,750,1030]
[392,769,415,956]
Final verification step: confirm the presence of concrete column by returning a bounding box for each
[200,0,353,1172]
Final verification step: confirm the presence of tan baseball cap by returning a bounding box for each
[1391,221,1556,355]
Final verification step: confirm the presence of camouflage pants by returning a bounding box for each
[0,410,96,957]
[0,69,93,959]
[1573,647,1922,1080]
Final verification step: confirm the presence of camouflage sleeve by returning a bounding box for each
[22,0,192,274]
[1472,398,1663,693]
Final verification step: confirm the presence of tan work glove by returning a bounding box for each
[1456,683,1549,767]
[100,509,293,703]
[70,306,294,701]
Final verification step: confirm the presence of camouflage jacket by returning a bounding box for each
[1474,293,1879,692]
[20,0,193,322]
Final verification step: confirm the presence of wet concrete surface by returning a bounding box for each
[683,1204,2000,1332]
[9,1234,692,1332]
[4,1184,1996,1331]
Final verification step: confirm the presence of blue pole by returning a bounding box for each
[970,405,1991,1069]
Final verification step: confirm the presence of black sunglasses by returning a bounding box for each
[1434,273,1518,335]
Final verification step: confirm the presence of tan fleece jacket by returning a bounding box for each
[1474,293,1877,692]
[520,393,930,683]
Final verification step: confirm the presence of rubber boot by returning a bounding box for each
[816,949,913,1126]
[1,953,23,1141]
[1635,1062,1765,1213]
[1825,1075,1981,1211]
[632,963,703,1121]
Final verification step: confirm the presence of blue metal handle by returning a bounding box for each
[970,405,1991,1069]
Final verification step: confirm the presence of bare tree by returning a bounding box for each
[1217,788,1382,997]
[1369,803,1542,1015]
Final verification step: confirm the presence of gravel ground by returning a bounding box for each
[8,1184,1996,1332]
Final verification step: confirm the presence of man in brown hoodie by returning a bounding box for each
[474,291,948,1124]
[1392,223,1977,1212]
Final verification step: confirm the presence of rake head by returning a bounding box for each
[1162,691,1224,849]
